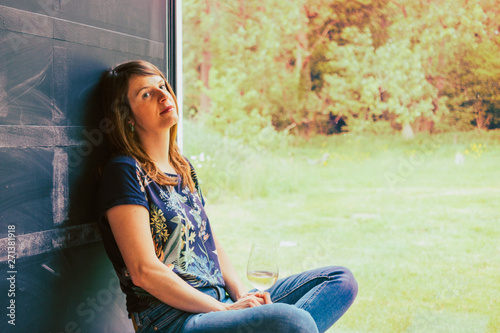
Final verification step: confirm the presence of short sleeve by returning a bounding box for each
[97,156,149,220]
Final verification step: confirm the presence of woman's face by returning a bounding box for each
[126,74,178,137]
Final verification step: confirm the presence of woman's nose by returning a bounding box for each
[157,88,169,102]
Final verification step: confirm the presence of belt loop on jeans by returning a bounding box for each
[131,312,141,331]
[216,285,227,301]
[214,286,221,301]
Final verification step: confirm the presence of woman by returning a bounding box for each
[96,60,357,333]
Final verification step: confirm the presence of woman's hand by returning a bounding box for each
[251,291,272,305]
[223,292,272,311]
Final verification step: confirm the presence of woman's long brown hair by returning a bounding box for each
[98,60,195,191]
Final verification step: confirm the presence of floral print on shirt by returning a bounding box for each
[132,162,223,306]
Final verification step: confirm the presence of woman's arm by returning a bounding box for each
[107,204,267,313]
[213,234,272,304]
[213,234,248,301]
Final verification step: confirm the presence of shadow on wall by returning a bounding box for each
[0,53,133,332]
[49,59,134,332]
[67,59,112,226]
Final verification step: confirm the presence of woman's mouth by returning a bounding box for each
[161,106,174,114]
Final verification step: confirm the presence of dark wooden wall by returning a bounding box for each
[0,1,172,331]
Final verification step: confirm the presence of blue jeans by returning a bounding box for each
[132,266,357,333]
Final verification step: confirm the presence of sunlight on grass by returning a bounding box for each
[184,121,500,333]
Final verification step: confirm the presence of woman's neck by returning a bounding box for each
[139,131,176,174]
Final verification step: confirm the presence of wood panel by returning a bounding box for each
[0,1,171,331]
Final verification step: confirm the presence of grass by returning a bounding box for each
[183,120,500,333]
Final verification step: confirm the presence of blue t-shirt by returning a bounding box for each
[97,155,225,314]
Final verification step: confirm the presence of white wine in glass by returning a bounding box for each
[247,243,279,291]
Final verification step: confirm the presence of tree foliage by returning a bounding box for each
[183,0,500,137]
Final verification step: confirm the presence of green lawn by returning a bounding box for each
[184,121,499,333]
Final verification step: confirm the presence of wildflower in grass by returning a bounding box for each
[321,152,329,165]
[464,143,486,159]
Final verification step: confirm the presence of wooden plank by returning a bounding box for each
[52,147,69,225]
[0,223,101,263]
[0,125,84,148]
[0,5,53,39]
[0,4,164,57]
[53,19,164,58]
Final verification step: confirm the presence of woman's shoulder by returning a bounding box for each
[101,154,142,177]
[104,154,139,168]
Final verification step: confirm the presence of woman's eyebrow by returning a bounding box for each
[135,86,150,96]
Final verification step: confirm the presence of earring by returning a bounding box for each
[128,123,135,133]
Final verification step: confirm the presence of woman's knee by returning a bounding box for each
[259,303,318,333]
[325,266,358,301]
[339,267,358,296]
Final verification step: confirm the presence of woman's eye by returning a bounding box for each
[142,92,151,98]
[159,84,166,90]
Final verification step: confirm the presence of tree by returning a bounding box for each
[387,0,500,131]
[182,0,500,137]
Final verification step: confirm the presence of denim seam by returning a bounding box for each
[298,278,327,311]
[151,310,184,330]
[138,304,159,322]
[272,273,330,303]
[140,316,152,329]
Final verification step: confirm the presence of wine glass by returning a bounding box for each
[247,243,279,291]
